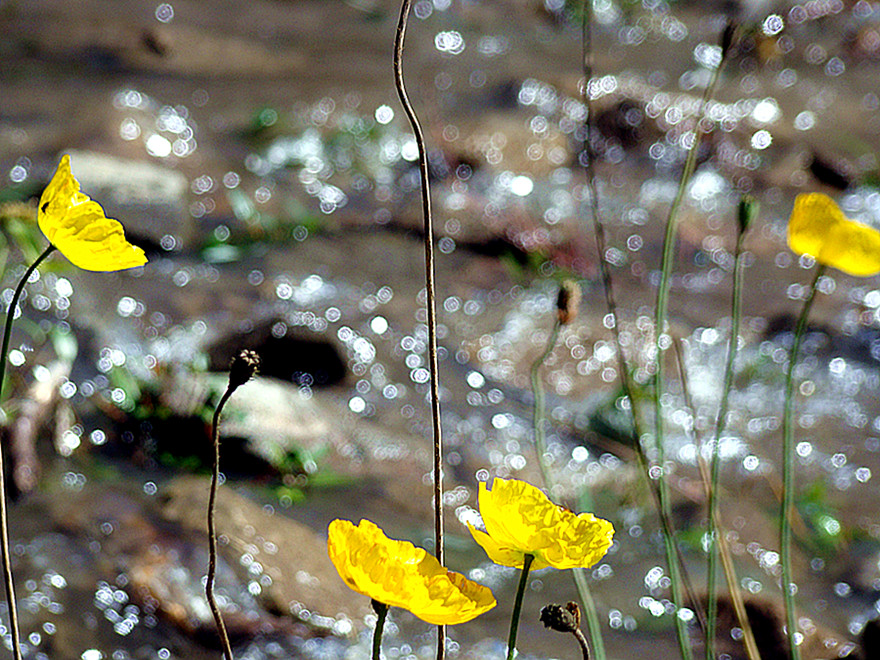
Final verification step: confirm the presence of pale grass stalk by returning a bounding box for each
[673,338,762,660]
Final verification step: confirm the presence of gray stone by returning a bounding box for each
[65,150,189,244]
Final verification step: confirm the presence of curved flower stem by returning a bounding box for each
[530,318,561,491]
[372,600,390,660]
[573,627,593,660]
[780,264,825,660]
[0,243,55,660]
[651,26,732,660]
[706,217,748,660]
[507,554,535,660]
[207,386,235,660]
[392,2,446,657]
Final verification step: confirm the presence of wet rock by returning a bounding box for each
[64,150,189,246]
[47,481,302,647]
[763,312,880,369]
[7,10,303,78]
[161,372,336,473]
[125,24,305,77]
[183,372,444,525]
[809,151,852,191]
[452,112,572,179]
[160,475,371,633]
[207,318,347,387]
[595,99,663,153]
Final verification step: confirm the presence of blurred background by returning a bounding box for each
[2,0,880,658]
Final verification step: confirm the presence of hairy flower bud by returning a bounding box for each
[228,349,260,391]
[556,280,582,326]
[540,602,581,633]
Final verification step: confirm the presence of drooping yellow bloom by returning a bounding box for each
[37,155,147,271]
[327,519,496,625]
[787,192,880,277]
[468,478,613,571]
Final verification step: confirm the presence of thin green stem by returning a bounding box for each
[372,600,390,660]
[392,2,445,657]
[706,223,747,659]
[0,243,55,660]
[207,387,235,660]
[530,314,606,660]
[579,0,708,649]
[507,554,535,660]
[780,265,825,660]
[572,568,603,660]
[651,30,731,660]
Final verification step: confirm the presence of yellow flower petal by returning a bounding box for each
[38,155,147,271]
[327,519,496,625]
[467,523,550,570]
[471,478,614,571]
[787,192,880,277]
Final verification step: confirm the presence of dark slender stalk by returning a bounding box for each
[506,554,535,660]
[780,265,825,660]
[0,243,55,660]
[207,387,235,660]
[577,1,673,653]
[580,0,707,651]
[650,28,732,660]
[706,218,747,660]
[392,2,445,657]
[372,600,390,660]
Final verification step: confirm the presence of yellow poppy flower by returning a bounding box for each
[468,478,613,571]
[327,519,496,625]
[787,192,880,277]
[37,155,147,271]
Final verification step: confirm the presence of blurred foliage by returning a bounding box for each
[796,479,849,558]
[102,358,343,503]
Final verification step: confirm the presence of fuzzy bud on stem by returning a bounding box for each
[228,349,260,391]
[737,194,759,235]
[540,602,591,660]
[540,602,581,633]
[556,280,582,326]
